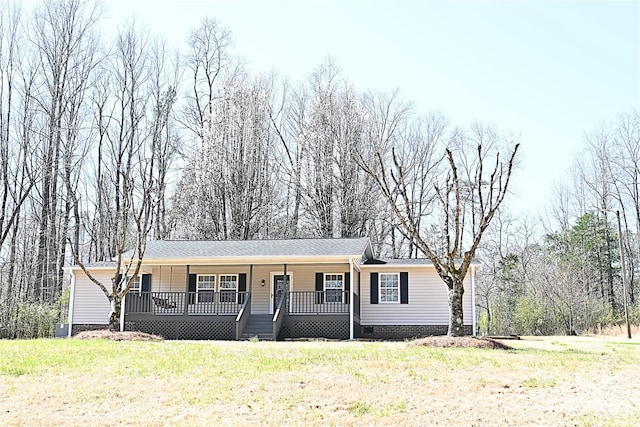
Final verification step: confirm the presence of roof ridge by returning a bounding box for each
[149,237,369,243]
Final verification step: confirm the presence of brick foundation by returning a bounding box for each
[359,324,473,340]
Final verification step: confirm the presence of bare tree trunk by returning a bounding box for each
[448,278,466,336]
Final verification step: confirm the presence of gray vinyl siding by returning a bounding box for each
[151,266,189,292]
[71,270,113,325]
[360,266,473,325]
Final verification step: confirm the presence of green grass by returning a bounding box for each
[0,337,639,426]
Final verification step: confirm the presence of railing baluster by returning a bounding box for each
[284,290,351,314]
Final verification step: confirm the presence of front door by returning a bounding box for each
[272,274,291,313]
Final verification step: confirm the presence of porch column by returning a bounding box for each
[249,264,253,293]
[184,265,190,315]
[283,263,287,291]
[120,296,125,332]
[349,258,354,340]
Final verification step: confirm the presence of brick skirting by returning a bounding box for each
[359,324,473,339]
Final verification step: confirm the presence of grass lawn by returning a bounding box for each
[1,335,639,426]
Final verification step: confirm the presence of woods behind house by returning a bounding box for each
[0,1,637,338]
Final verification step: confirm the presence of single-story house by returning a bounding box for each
[65,237,478,340]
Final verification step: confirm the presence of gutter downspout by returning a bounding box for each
[67,270,76,338]
[471,265,477,337]
[349,257,354,340]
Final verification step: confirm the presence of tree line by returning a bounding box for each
[477,112,640,335]
[0,0,634,338]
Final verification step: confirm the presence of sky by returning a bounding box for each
[103,0,639,215]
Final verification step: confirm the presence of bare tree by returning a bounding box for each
[182,16,232,142]
[357,120,519,336]
[30,0,102,303]
[172,68,275,239]
[70,177,153,329]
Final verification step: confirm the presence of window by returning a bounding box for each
[324,273,344,303]
[127,276,141,294]
[219,274,238,303]
[197,275,216,302]
[379,273,399,303]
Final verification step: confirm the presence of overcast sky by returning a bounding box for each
[104,0,639,215]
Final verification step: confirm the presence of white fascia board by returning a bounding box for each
[359,261,482,269]
[138,255,360,266]
[63,265,117,272]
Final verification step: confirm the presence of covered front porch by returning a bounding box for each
[124,290,359,340]
[122,262,361,340]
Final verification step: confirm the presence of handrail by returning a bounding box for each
[272,291,288,340]
[235,293,252,340]
[235,293,252,322]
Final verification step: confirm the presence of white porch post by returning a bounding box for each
[471,265,477,337]
[184,265,190,315]
[120,294,126,332]
[349,258,354,340]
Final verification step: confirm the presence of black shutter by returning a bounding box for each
[370,272,378,304]
[115,274,122,290]
[344,272,350,304]
[400,272,409,304]
[188,274,197,304]
[141,274,151,292]
[238,273,247,304]
[315,272,324,304]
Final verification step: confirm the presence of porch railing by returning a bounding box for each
[289,290,350,314]
[125,290,357,317]
[125,291,248,316]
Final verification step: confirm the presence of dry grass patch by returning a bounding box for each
[408,335,512,349]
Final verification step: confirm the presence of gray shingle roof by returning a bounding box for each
[136,237,371,260]
[377,258,435,265]
[363,258,479,266]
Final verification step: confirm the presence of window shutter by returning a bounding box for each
[370,272,378,304]
[315,272,324,304]
[115,274,122,290]
[400,272,409,304]
[188,274,197,304]
[141,274,151,292]
[238,273,247,304]
[344,272,350,304]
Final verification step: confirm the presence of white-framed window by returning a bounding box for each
[127,276,141,294]
[219,274,238,303]
[379,273,399,303]
[324,273,344,303]
[197,275,216,302]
